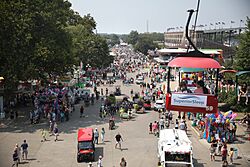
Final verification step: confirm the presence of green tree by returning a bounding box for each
[127,30,139,45]
[0,0,75,90]
[104,34,120,46]
[234,18,250,71]
[134,36,158,55]
[67,24,113,69]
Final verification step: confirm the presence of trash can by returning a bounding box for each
[233,148,238,159]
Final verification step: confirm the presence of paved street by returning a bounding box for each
[1,70,250,167]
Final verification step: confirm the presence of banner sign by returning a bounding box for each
[171,93,207,108]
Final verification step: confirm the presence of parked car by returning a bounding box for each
[154,99,165,111]
[143,100,151,110]
[135,76,144,85]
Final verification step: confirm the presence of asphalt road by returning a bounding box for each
[0,69,249,167]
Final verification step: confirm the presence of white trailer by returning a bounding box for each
[158,129,193,167]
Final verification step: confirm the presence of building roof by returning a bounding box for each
[153,57,170,63]
[157,48,187,54]
[158,48,222,55]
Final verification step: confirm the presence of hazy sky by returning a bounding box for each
[68,0,250,34]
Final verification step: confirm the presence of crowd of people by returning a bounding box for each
[6,43,248,167]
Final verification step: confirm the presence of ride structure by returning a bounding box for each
[165,9,221,114]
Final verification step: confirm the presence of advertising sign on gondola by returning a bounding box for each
[171,93,207,108]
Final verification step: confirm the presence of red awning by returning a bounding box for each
[168,57,221,68]
[219,70,237,74]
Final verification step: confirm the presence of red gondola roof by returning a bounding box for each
[168,57,221,68]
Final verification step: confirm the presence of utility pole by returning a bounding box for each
[146,20,149,33]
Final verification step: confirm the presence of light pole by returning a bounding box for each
[76,69,80,87]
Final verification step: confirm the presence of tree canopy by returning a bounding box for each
[234,18,250,71]
[0,0,76,89]
[127,30,139,45]
[0,0,111,90]
[122,31,163,55]
[233,18,250,84]
[134,35,159,55]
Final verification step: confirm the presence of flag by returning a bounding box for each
[231,21,235,23]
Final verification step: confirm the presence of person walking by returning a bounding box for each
[12,150,19,167]
[159,117,164,130]
[152,121,158,136]
[54,125,59,142]
[80,105,84,118]
[94,128,99,144]
[41,129,47,142]
[217,139,223,155]
[209,144,216,161]
[105,88,108,96]
[175,119,179,129]
[14,144,21,163]
[120,157,127,167]
[228,147,234,165]
[157,161,163,167]
[97,155,103,167]
[101,127,105,143]
[149,122,152,134]
[101,88,103,96]
[232,122,237,140]
[29,111,34,124]
[168,111,173,124]
[180,121,186,131]
[221,144,228,164]
[21,140,28,160]
[115,133,123,150]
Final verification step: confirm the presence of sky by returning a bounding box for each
[68,0,250,34]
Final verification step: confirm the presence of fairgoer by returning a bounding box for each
[21,140,28,160]
[120,157,127,167]
[238,83,248,105]
[115,133,123,150]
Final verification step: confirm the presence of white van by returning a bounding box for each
[158,129,193,167]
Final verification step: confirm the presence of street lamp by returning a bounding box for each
[0,76,4,119]
[74,70,80,87]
